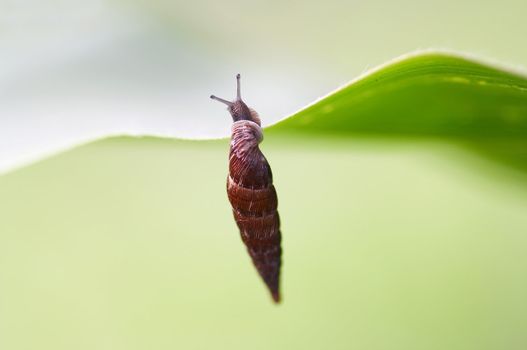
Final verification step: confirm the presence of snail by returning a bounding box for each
[211,74,282,303]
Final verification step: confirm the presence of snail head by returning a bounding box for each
[210,74,260,125]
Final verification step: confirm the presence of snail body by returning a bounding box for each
[211,75,282,303]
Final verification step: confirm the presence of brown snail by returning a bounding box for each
[211,74,282,303]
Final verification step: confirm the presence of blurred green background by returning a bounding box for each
[1,1,527,350]
[1,135,527,350]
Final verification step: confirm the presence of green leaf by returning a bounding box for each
[270,53,527,138]
[1,52,527,350]
[268,52,527,173]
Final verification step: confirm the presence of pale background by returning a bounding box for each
[1,0,527,172]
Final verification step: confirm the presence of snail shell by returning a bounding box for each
[227,120,281,302]
[211,75,282,303]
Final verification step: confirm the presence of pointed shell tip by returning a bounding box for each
[272,292,281,304]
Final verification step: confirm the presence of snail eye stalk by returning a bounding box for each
[210,95,232,106]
